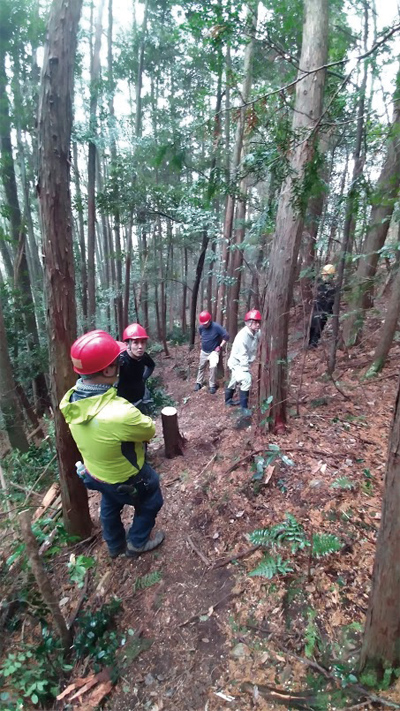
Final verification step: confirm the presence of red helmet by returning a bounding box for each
[122,323,149,341]
[245,309,261,322]
[199,310,212,325]
[71,330,126,375]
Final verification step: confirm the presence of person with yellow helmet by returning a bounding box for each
[308,264,336,348]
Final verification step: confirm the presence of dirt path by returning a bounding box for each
[88,339,398,710]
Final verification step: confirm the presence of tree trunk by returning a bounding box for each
[227,177,249,340]
[360,376,400,672]
[259,0,328,433]
[182,246,188,333]
[343,68,400,347]
[87,0,106,328]
[38,0,91,538]
[366,266,400,376]
[0,297,29,452]
[189,230,209,348]
[0,44,50,416]
[161,407,185,458]
[72,141,88,325]
[141,228,149,328]
[123,217,134,328]
[215,6,256,324]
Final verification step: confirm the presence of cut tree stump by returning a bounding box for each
[161,406,185,458]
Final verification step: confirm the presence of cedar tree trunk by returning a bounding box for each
[259,0,328,432]
[360,376,400,672]
[38,0,91,538]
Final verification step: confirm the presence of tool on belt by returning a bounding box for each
[116,483,138,497]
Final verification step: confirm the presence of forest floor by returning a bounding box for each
[3,308,400,711]
[91,310,399,711]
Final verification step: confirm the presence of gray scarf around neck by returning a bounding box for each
[75,379,114,396]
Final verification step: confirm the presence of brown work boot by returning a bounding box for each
[126,530,165,558]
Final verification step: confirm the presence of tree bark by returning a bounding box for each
[161,407,185,458]
[72,141,88,325]
[366,266,400,376]
[87,0,106,328]
[360,376,400,672]
[0,297,29,452]
[260,0,329,432]
[215,5,256,325]
[189,230,209,348]
[0,43,50,416]
[38,0,91,538]
[343,67,400,347]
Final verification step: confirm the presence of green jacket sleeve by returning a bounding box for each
[117,400,156,442]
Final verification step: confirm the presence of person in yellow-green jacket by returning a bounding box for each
[60,330,164,559]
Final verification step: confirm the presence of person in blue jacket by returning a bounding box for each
[194,311,229,394]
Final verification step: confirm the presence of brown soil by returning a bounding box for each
[100,323,399,710]
[5,314,400,711]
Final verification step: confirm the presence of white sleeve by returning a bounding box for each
[235,332,250,370]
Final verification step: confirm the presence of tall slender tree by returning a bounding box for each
[259,0,329,433]
[38,0,91,538]
[360,373,400,673]
[0,297,29,452]
[343,67,400,347]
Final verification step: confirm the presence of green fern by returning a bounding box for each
[249,554,293,579]
[270,514,309,553]
[133,571,162,592]
[251,514,308,553]
[249,528,273,547]
[312,533,342,558]
[248,518,341,579]
[331,477,356,491]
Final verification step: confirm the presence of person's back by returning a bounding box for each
[61,385,154,484]
[309,265,336,348]
[316,279,335,314]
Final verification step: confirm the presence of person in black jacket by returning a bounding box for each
[117,323,155,414]
[308,264,336,348]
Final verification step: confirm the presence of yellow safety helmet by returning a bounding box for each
[321,264,336,276]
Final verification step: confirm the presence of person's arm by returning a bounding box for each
[234,331,250,370]
[143,354,155,381]
[119,404,156,442]
[215,325,229,352]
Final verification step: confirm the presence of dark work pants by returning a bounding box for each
[83,463,163,555]
[309,311,328,346]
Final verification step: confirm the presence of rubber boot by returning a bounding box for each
[234,390,252,430]
[239,389,249,410]
[225,387,239,406]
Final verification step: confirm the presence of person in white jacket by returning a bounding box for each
[225,310,261,410]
